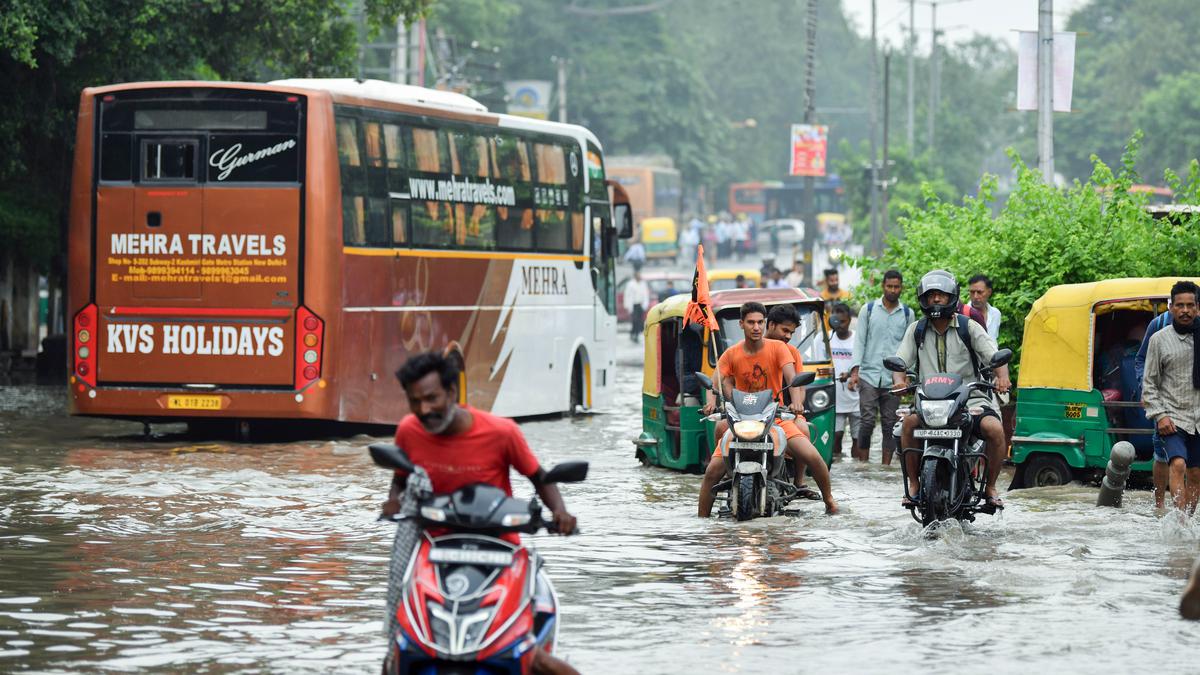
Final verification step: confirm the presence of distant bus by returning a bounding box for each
[762,176,847,222]
[67,79,625,429]
[606,161,682,226]
[728,181,771,223]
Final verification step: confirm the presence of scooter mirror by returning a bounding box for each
[369,442,415,472]
[883,356,909,373]
[788,372,816,387]
[543,461,589,484]
[694,372,714,391]
[990,348,1013,368]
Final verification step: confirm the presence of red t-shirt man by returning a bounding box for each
[393,405,540,497]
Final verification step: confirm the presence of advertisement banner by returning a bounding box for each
[1016,31,1076,112]
[789,124,828,177]
[505,80,553,119]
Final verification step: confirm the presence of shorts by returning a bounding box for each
[1162,431,1200,468]
[836,411,861,434]
[969,409,1001,437]
[1153,432,1167,463]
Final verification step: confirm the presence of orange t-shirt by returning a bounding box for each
[717,339,794,399]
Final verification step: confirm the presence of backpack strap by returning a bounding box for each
[914,315,980,377]
[862,301,876,343]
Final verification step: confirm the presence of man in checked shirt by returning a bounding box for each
[1142,280,1200,512]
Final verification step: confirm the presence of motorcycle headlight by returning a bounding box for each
[919,399,956,427]
[809,389,830,411]
[733,420,766,440]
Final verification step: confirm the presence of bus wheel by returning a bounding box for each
[569,354,584,415]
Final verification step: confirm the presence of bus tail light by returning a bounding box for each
[295,307,324,388]
[74,304,98,388]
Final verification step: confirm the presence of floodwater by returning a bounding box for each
[2,343,1200,674]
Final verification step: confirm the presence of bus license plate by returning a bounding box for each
[167,395,224,410]
[913,429,962,439]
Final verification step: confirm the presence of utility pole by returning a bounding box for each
[907,0,915,149]
[800,0,819,284]
[552,56,568,123]
[880,50,892,253]
[392,16,408,83]
[869,0,880,257]
[1037,0,1055,183]
[928,1,938,154]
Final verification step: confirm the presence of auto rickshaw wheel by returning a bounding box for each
[1024,454,1074,488]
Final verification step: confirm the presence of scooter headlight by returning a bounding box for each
[919,399,956,427]
[733,420,766,440]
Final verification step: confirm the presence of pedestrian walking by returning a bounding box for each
[766,268,788,289]
[715,215,731,259]
[967,274,1002,344]
[1136,308,1175,508]
[786,260,805,289]
[828,302,860,460]
[819,268,851,303]
[679,221,700,266]
[1141,280,1200,512]
[623,270,652,344]
[623,238,646,273]
[847,270,914,465]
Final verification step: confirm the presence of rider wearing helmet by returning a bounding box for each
[892,270,1012,509]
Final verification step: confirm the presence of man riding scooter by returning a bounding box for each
[698,302,839,516]
[893,270,1012,510]
[381,351,580,675]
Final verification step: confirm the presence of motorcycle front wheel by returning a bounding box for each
[920,458,946,526]
[734,473,757,521]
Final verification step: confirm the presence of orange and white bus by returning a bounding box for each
[67,79,628,431]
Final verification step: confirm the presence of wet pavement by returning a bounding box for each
[2,341,1200,673]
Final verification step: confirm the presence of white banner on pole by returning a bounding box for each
[1016,31,1075,112]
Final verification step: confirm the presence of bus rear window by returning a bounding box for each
[135,109,268,130]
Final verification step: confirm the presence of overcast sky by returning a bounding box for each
[840,0,1092,51]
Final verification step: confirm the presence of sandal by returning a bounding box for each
[901,495,917,509]
[794,485,822,501]
[983,494,1005,510]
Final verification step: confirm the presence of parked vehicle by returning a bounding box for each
[641,217,679,262]
[369,442,587,674]
[707,268,761,291]
[755,218,804,254]
[633,287,835,473]
[885,350,1012,526]
[615,271,691,322]
[696,370,815,520]
[1009,277,1200,489]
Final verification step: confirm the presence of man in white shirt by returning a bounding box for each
[623,239,646,273]
[828,302,861,460]
[622,270,652,343]
[785,260,805,288]
[679,222,701,265]
[967,274,1002,344]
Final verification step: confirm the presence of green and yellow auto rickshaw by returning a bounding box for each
[1010,277,1200,488]
[634,287,837,473]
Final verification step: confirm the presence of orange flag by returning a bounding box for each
[684,244,719,331]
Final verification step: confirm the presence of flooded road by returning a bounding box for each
[2,343,1200,673]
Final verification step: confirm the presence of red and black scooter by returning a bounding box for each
[369,443,587,674]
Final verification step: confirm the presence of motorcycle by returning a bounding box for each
[695,370,816,520]
[369,442,587,674]
[883,348,1013,526]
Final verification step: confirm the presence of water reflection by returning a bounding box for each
[3,356,1200,672]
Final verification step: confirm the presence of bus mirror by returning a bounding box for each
[615,204,633,239]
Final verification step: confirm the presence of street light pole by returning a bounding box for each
[907,0,915,150]
[1037,0,1054,183]
[928,1,938,154]
[552,56,568,123]
[800,0,819,284]
[869,0,880,256]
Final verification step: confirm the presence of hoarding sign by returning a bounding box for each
[789,124,828,177]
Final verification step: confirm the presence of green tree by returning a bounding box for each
[0,0,431,270]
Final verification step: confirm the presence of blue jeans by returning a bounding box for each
[1163,430,1200,469]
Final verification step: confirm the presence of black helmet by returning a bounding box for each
[917,270,960,319]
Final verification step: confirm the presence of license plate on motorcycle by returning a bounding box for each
[729,441,773,450]
[428,548,514,567]
[913,428,962,439]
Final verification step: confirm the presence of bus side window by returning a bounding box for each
[100,133,133,182]
[533,142,569,252]
[363,120,390,246]
[336,115,367,245]
[494,134,533,251]
[382,123,408,245]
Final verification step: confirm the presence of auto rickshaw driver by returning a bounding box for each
[697,301,839,517]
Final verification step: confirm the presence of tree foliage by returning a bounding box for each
[0,0,431,270]
[857,136,1200,379]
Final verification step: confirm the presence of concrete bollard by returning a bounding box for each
[1096,441,1136,508]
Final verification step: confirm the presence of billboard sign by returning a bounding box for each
[789,124,828,177]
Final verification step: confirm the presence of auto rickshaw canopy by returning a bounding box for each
[1019,277,1197,391]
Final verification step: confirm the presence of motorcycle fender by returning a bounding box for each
[922,445,955,462]
[770,425,787,457]
[736,461,764,475]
